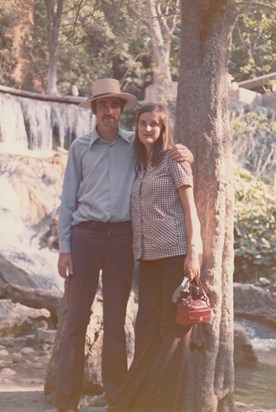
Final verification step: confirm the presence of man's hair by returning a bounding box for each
[134,103,174,172]
[91,98,126,114]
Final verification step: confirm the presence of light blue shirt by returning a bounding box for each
[58,127,136,252]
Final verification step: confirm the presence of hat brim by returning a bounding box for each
[79,92,137,111]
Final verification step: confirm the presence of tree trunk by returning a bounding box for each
[45,0,63,95]
[144,0,179,103]
[146,0,172,86]
[175,1,237,411]
[10,0,35,90]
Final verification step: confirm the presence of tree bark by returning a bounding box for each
[175,1,237,411]
[146,0,173,85]
[144,0,179,102]
[45,0,64,95]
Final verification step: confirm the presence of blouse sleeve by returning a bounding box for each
[169,157,193,189]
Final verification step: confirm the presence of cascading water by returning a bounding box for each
[0,91,95,291]
[235,319,276,410]
[0,92,94,152]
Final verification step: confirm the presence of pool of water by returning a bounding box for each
[235,319,276,410]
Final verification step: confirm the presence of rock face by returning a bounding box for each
[234,283,276,328]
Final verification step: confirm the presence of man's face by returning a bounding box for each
[95,97,123,130]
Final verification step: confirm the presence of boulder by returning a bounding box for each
[35,328,57,345]
[234,283,276,328]
[0,299,50,337]
[234,322,258,365]
[0,255,62,320]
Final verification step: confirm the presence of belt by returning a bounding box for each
[77,220,131,229]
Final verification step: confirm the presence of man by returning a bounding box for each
[55,79,193,412]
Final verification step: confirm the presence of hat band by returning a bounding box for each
[93,92,120,99]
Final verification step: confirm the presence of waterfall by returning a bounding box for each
[0,92,95,152]
[0,90,95,291]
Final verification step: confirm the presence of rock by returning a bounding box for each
[35,328,56,344]
[0,299,50,336]
[0,254,38,287]
[0,368,16,378]
[234,322,258,365]
[42,343,52,352]
[235,402,276,412]
[0,255,62,321]
[21,347,35,356]
[12,353,23,362]
[33,361,46,369]
[234,283,276,328]
[39,208,59,250]
[0,348,13,368]
[0,349,10,358]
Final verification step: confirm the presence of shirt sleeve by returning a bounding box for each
[169,157,193,189]
[58,141,82,253]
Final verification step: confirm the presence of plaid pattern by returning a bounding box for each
[131,152,193,260]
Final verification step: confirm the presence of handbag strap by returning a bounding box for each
[190,278,209,302]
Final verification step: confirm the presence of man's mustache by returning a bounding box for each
[103,115,116,120]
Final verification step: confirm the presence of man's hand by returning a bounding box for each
[168,144,194,164]
[58,253,73,279]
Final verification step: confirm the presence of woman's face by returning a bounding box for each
[137,111,162,153]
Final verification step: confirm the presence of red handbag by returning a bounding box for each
[176,280,212,325]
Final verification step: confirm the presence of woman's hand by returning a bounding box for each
[184,247,201,282]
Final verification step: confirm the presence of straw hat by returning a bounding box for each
[79,79,137,111]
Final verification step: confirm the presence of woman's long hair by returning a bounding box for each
[134,103,174,172]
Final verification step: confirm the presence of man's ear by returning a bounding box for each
[91,101,97,114]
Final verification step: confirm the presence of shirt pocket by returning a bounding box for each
[148,216,179,248]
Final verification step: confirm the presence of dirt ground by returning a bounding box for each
[0,333,106,412]
[0,332,53,412]
[0,390,46,412]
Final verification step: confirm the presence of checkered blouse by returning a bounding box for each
[131,151,193,260]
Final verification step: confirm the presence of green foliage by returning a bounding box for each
[231,106,276,180]
[234,164,276,290]
[229,1,276,82]
[0,0,29,87]
[0,0,275,95]
[0,0,181,96]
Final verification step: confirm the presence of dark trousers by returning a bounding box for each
[55,221,134,409]
[114,256,192,412]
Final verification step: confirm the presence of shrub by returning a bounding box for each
[234,164,276,291]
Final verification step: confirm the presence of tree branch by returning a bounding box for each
[235,0,276,10]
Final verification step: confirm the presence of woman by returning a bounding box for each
[114,103,203,412]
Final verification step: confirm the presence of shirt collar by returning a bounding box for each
[89,127,131,147]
